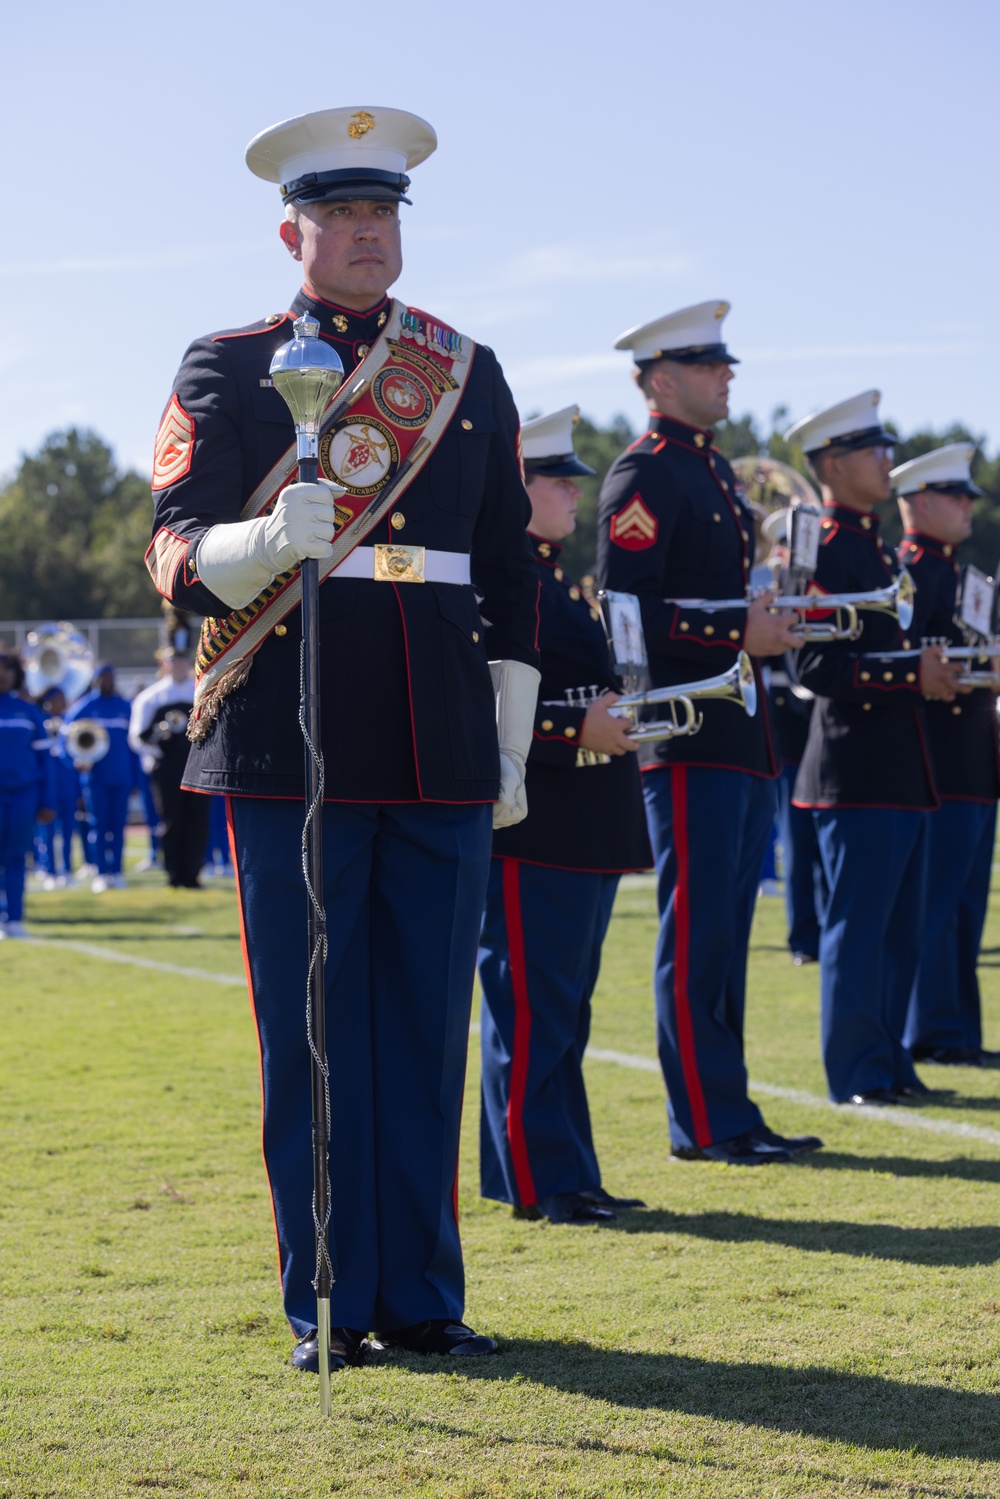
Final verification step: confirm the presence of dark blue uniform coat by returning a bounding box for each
[150,288,539,1339]
[480,536,650,1207]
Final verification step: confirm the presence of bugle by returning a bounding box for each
[613,651,757,742]
[874,638,1000,689]
[664,569,914,643]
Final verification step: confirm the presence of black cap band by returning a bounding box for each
[805,424,896,457]
[524,453,596,478]
[635,342,739,369]
[283,166,412,205]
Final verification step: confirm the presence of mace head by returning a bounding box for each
[269,313,345,431]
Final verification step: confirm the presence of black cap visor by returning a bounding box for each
[915,480,983,499]
[636,342,739,369]
[524,453,596,478]
[805,424,896,457]
[283,167,412,205]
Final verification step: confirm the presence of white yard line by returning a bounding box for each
[21,937,1000,1148]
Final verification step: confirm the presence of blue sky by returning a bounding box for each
[2,0,996,479]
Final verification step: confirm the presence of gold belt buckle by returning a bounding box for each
[373,543,426,583]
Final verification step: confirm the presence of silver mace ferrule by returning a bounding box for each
[269,312,345,460]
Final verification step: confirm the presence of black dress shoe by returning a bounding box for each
[376,1319,498,1357]
[846,1088,899,1106]
[578,1185,647,1210]
[672,1130,793,1165]
[537,1191,616,1224]
[290,1326,367,1372]
[894,1082,956,1100]
[791,952,817,966]
[753,1123,824,1154]
[913,1046,985,1067]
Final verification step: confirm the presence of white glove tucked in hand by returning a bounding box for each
[490,659,541,829]
[195,479,344,609]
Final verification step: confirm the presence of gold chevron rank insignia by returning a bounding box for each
[609,493,658,551]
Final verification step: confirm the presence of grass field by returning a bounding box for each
[3,836,1000,1497]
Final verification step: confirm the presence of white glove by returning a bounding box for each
[195,479,344,609]
[490,659,541,829]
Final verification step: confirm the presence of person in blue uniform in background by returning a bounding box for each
[33,688,83,886]
[890,444,1000,1065]
[597,302,821,1166]
[0,651,55,938]
[479,405,651,1226]
[63,664,138,891]
[786,393,963,1105]
[147,107,540,1373]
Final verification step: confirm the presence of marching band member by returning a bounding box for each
[0,651,55,938]
[62,665,138,891]
[33,688,84,886]
[891,444,1000,1065]
[128,649,207,889]
[147,107,539,1372]
[786,394,962,1105]
[479,406,651,1225]
[597,302,821,1165]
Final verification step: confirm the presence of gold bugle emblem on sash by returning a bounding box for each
[374,544,425,582]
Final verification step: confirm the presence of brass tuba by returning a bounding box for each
[23,621,94,704]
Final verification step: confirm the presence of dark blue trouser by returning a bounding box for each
[82,778,130,875]
[228,796,492,1339]
[35,795,81,876]
[904,800,996,1053]
[813,807,928,1102]
[775,762,827,959]
[644,766,775,1150]
[0,787,40,922]
[478,858,618,1206]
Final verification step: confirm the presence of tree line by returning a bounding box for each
[1,419,998,619]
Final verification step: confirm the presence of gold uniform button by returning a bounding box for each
[862,702,872,711]
[679,621,690,631]
[712,512,722,523]
[569,586,581,600]
[275,624,287,637]
[704,625,715,636]
[902,639,911,649]
[952,706,962,716]
[694,433,705,448]
[776,695,786,707]
[554,567,564,580]
[944,544,953,557]
[537,542,551,558]
[590,608,600,621]
[472,631,479,643]
[883,671,893,682]
[391,512,406,531]
[565,726,577,738]
[729,629,740,641]
[906,672,916,683]
[742,529,750,541]
[461,418,473,431]
[541,719,553,732]
[861,516,872,530]
[860,671,871,681]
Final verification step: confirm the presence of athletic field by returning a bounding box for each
[3,838,1000,1497]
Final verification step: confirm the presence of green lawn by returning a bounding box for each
[3,843,1000,1497]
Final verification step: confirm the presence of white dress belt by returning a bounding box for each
[328,545,471,585]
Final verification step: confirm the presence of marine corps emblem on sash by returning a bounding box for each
[372,368,434,429]
[320,417,401,496]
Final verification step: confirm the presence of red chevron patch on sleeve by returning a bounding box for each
[152,395,195,491]
[144,528,190,596]
[800,579,834,620]
[609,493,658,550]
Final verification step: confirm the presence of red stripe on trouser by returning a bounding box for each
[671,766,713,1148]
[225,797,285,1289]
[501,858,538,1206]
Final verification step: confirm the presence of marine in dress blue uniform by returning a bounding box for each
[890,444,1000,1064]
[0,652,55,937]
[787,393,961,1105]
[62,666,138,890]
[147,108,540,1371]
[596,302,820,1165]
[478,406,652,1225]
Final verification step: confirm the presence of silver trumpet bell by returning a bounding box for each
[23,621,94,704]
[614,651,757,743]
[65,718,111,768]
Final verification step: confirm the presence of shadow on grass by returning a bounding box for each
[802,1152,1000,1185]
[606,1208,1000,1265]
[427,1340,1000,1460]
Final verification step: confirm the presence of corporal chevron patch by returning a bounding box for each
[609,493,658,550]
[152,395,195,491]
[144,528,189,596]
[801,579,834,620]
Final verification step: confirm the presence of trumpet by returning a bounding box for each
[664,570,915,643]
[65,718,110,768]
[875,638,1000,689]
[548,653,757,763]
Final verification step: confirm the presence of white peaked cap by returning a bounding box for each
[613,300,737,364]
[246,106,437,203]
[891,442,981,496]
[784,390,895,455]
[520,405,595,476]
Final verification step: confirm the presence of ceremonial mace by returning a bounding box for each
[270,313,345,1416]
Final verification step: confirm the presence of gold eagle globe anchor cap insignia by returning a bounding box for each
[245,106,437,206]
